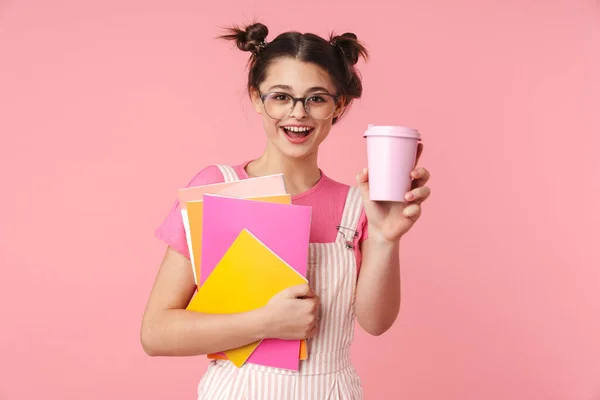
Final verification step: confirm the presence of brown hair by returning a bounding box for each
[219,22,368,124]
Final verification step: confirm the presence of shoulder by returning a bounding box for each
[183,165,226,188]
[184,161,250,188]
[153,163,236,258]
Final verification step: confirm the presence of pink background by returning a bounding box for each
[1,0,599,399]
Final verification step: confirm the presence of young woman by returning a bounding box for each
[141,22,431,399]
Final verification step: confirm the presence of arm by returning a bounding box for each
[353,149,430,336]
[140,247,320,357]
[354,233,401,336]
[140,246,269,356]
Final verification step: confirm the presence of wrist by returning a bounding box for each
[367,225,402,247]
[250,307,271,340]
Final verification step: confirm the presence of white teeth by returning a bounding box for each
[284,126,311,132]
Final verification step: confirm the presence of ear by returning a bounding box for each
[333,96,346,118]
[250,88,263,114]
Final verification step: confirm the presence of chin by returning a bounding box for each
[278,144,315,160]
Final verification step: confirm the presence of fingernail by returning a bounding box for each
[362,168,367,174]
[405,192,414,201]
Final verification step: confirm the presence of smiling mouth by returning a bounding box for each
[281,126,314,139]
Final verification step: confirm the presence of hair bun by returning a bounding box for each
[220,22,269,54]
[329,32,368,65]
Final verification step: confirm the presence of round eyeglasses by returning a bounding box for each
[259,92,339,120]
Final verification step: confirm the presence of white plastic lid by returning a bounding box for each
[364,124,421,140]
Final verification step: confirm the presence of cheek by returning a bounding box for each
[261,115,280,138]
[315,121,333,140]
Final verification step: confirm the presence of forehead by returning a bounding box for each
[261,57,336,94]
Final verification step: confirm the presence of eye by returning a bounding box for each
[307,95,326,103]
[269,93,291,102]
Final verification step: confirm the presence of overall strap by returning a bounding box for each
[336,186,364,248]
[216,164,240,183]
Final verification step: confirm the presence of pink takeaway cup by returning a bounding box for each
[364,125,422,202]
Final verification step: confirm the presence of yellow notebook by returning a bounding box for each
[186,228,308,367]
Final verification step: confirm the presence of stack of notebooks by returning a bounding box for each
[177,174,312,370]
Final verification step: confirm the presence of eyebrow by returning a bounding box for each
[267,85,333,94]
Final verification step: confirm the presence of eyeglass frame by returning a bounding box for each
[258,91,340,120]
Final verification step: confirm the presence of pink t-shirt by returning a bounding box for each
[155,161,369,270]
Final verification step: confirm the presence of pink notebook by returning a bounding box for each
[201,194,312,370]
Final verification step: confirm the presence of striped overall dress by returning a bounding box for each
[196,165,364,400]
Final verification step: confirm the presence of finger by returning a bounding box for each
[404,186,431,203]
[355,167,368,183]
[410,167,431,190]
[402,203,421,220]
[410,167,430,182]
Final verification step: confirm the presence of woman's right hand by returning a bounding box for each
[260,284,320,340]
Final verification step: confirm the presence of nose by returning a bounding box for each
[289,98,308,119]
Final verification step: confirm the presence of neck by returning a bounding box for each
[246,145,321,196]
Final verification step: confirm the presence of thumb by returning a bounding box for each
[356,167,370,203]
[286,283,313,298]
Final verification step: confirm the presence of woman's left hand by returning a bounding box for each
[356,143,431,243]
